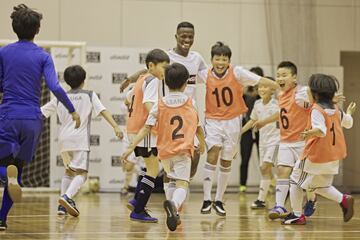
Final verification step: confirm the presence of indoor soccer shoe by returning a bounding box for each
[57,205,67,215]
[59,195,80,217]
[268,206,290,220]
[130,210,158,223]
[340,194,354,222]
[7,165,22,202]
[304,199,317,217]
[0,220,7,231]
[200,200,212,214]
[163,200,179,231]
[282,213,306,225]
[213,201,226,217]
[251,200,266,209]
[127,198,137,211]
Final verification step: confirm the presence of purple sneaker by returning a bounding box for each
[127,199,137,211]
[130,210,158,223]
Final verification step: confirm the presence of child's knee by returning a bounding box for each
[220,159,232,168]
[176,180,189,190]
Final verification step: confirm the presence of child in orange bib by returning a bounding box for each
[283,74,356,225]
[122,63,205,231]
[197,42,278,217]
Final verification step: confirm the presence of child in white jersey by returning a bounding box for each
[242,78,279,209]
[41,65,123,217]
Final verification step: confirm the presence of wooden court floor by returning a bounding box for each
[1,191,360,240]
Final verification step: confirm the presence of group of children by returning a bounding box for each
[0,3,356,232]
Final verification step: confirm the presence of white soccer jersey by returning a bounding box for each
[250,98,280,147]
[41,89,105,152]
[167,49,208,99]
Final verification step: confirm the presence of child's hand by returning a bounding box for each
[346,102,357,116]
[114,126,124,139]
[121,148,133,164]
[252,120,265,131]
[71,112,81,128]
[300,129,311,140]
[198,142,205,155]
[333,94,346,104]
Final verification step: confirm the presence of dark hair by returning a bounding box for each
[308,74,339,107]
[145,49,170,69]
[277,61,297,75]
[250,67,264,77]
[64,65,86,89]
[265,76,275,81]
[177,22,194,31]
[11,4,42,40]
[211,42,232,59]
[165,63,189,90]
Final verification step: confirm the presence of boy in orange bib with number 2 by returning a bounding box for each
[122,63,205,231]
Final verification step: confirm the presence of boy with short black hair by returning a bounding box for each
[0,4,80,231]
[122,62,205,231]
[198,42,278,216]
[41,65,123,217]
[283,74,356,225]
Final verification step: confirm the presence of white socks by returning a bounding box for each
[172,187,187,210]
[290,183,304,217]
[166,181,177,200]
[65,175,86,199]
[215,166,231,202]
[61,175,73,196]
[275,179,290,207]
[203,163,216,201]
[258,179,271,202]
[315,186,343,203]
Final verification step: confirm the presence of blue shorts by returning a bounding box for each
[0,118,43,164]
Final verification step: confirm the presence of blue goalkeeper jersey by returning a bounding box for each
[0,40,74,119]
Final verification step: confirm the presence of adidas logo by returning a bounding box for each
[204,177,211,181]
[276,189,281,192]
[140,190,145,194]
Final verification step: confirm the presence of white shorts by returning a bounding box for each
[61,151,89,171]
[290,159,334,191]
[277,144,304,168]
[128,132,157,148]
[259,145,279,167]
[205,116,242,161]
[161,155,191,182]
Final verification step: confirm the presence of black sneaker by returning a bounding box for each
[201,200,212,214]
[59,194,80,217]
[251,200,266,209]
[57,205,67,215]
[0,219,7,231]
[340,194,354,222]
[212,201,226,217]
[282,212,306,225]
[163,200,179,231]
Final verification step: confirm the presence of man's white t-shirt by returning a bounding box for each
[41,89,105,152]
[167,49,208,99]
[250,98,280,148]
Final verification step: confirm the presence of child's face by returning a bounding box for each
[149,61,169,80]
[211,55,230,76]
[276,67,296,91]
[258,83,274,99]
